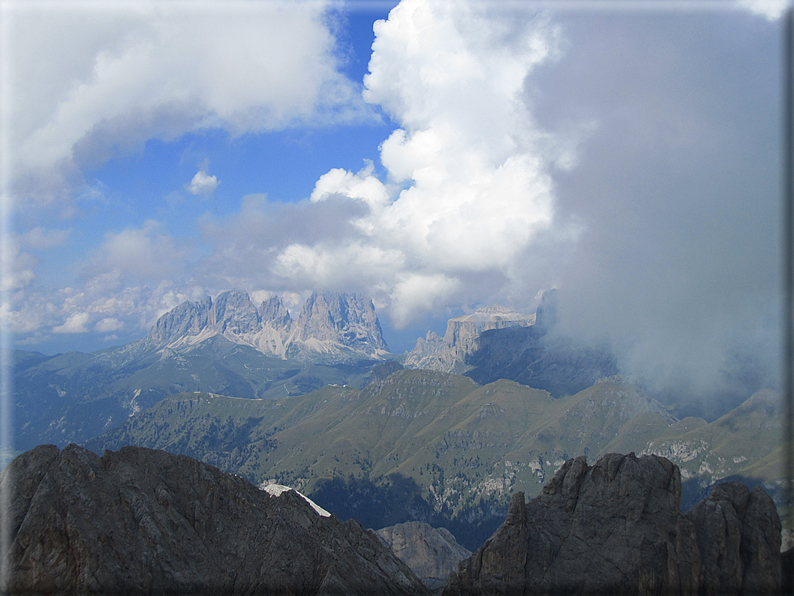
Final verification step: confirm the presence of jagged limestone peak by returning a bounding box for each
[144,290,389,363]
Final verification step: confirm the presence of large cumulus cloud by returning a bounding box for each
[8,0,783,411]
[6,0,372,203]
[258,0,569,325]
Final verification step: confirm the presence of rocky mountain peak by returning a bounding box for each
[258,294,291,328]
[532,287,558,334]
[377,521,472,593]
[148,296,212,347]
[295,292,387,354]
[143,290,389,363]
[4,444,430,595]
[442,306,535,345]
[210,290,261,335]
[444,452,781,596]
[404,305,535,374]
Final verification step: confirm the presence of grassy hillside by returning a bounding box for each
[88,371,680,514]
[642,388,781,485]
[13,338,376,450]
[84,370,785,548]
[641,388,785,519]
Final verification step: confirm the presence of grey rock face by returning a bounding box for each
[782,547,794,595]
[444,453,782,596]
[148,296,212,346]
[2,444,429,596]
[142,290,389,363]
[404,307,535,373]
[404,292,617,397]
[685,482,781,595]
[210,289,261,335]
[376,521,472,593]
[293,292,388,355]
[258,294,292,328]
[446,453,703,596]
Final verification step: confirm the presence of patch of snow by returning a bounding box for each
[260,483,331,517]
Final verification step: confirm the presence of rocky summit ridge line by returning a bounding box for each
[3,446,784,595]
[2,443,430,596]
[444,452,782,596]
[403,306,536,374]
[143,290,390,364]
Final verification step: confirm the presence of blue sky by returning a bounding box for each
[2,0,787,392]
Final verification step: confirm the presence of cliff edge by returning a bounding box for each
[2,444,429,595]
[444,452,781,596]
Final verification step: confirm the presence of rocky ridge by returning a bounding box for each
[2,443,430,595]
[642,388,782,486]
[376,521,472,593]
[144,290,389,364]
[404,292,618,397]
[404,306,535,374]
[444,452,781,596]
[87,372,687,551]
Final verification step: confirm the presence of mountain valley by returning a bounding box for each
[84,369,784,549]
[8,289,786,551]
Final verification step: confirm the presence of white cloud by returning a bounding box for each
[53,312,90,334]
[273,241,405,291]
[95,317,124,333]
[8,0,373,202]
[11,0,571,344]
[1,240,37,292]
[737,0,787,20]
[390,273,460,328]
[18,227,71,250]
[82,220,187,283]
[9,281,211,344]
[186,170,219,196]
[275,0,567,326]
[311,161,389,209]
[1,227,71,295]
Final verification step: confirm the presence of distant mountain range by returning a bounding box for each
[404,306,536,373]
[9,287,784,549]
[403,291,618,397]
[84,369,784,549]
[85,372,677,501]
[9,288,574,452]
[142,290,390,363]
[11,291,391,451]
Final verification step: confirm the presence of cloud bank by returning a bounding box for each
[530,12,782,408]
[233,0,568,326]
[6,0,372,203]
[8,1,783,410]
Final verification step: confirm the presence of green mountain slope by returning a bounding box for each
[85,370,785,548]
[642,388,781,486]
[88,371,679,515]
[12,337,376,450]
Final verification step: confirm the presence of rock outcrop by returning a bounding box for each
[2,444,430,595]
[444,452,781,596]
[376,521,472,593]
[404,306,535,374]
[405,292,617,397]
[144,290,389,364]
[643,388,782,490]
[685,482,781,595]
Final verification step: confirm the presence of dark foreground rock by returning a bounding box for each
[685,481,781,595]
[376,521,471,594]
[781,546,794,595]
[1,444,430,596]
[444,452,781,596]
